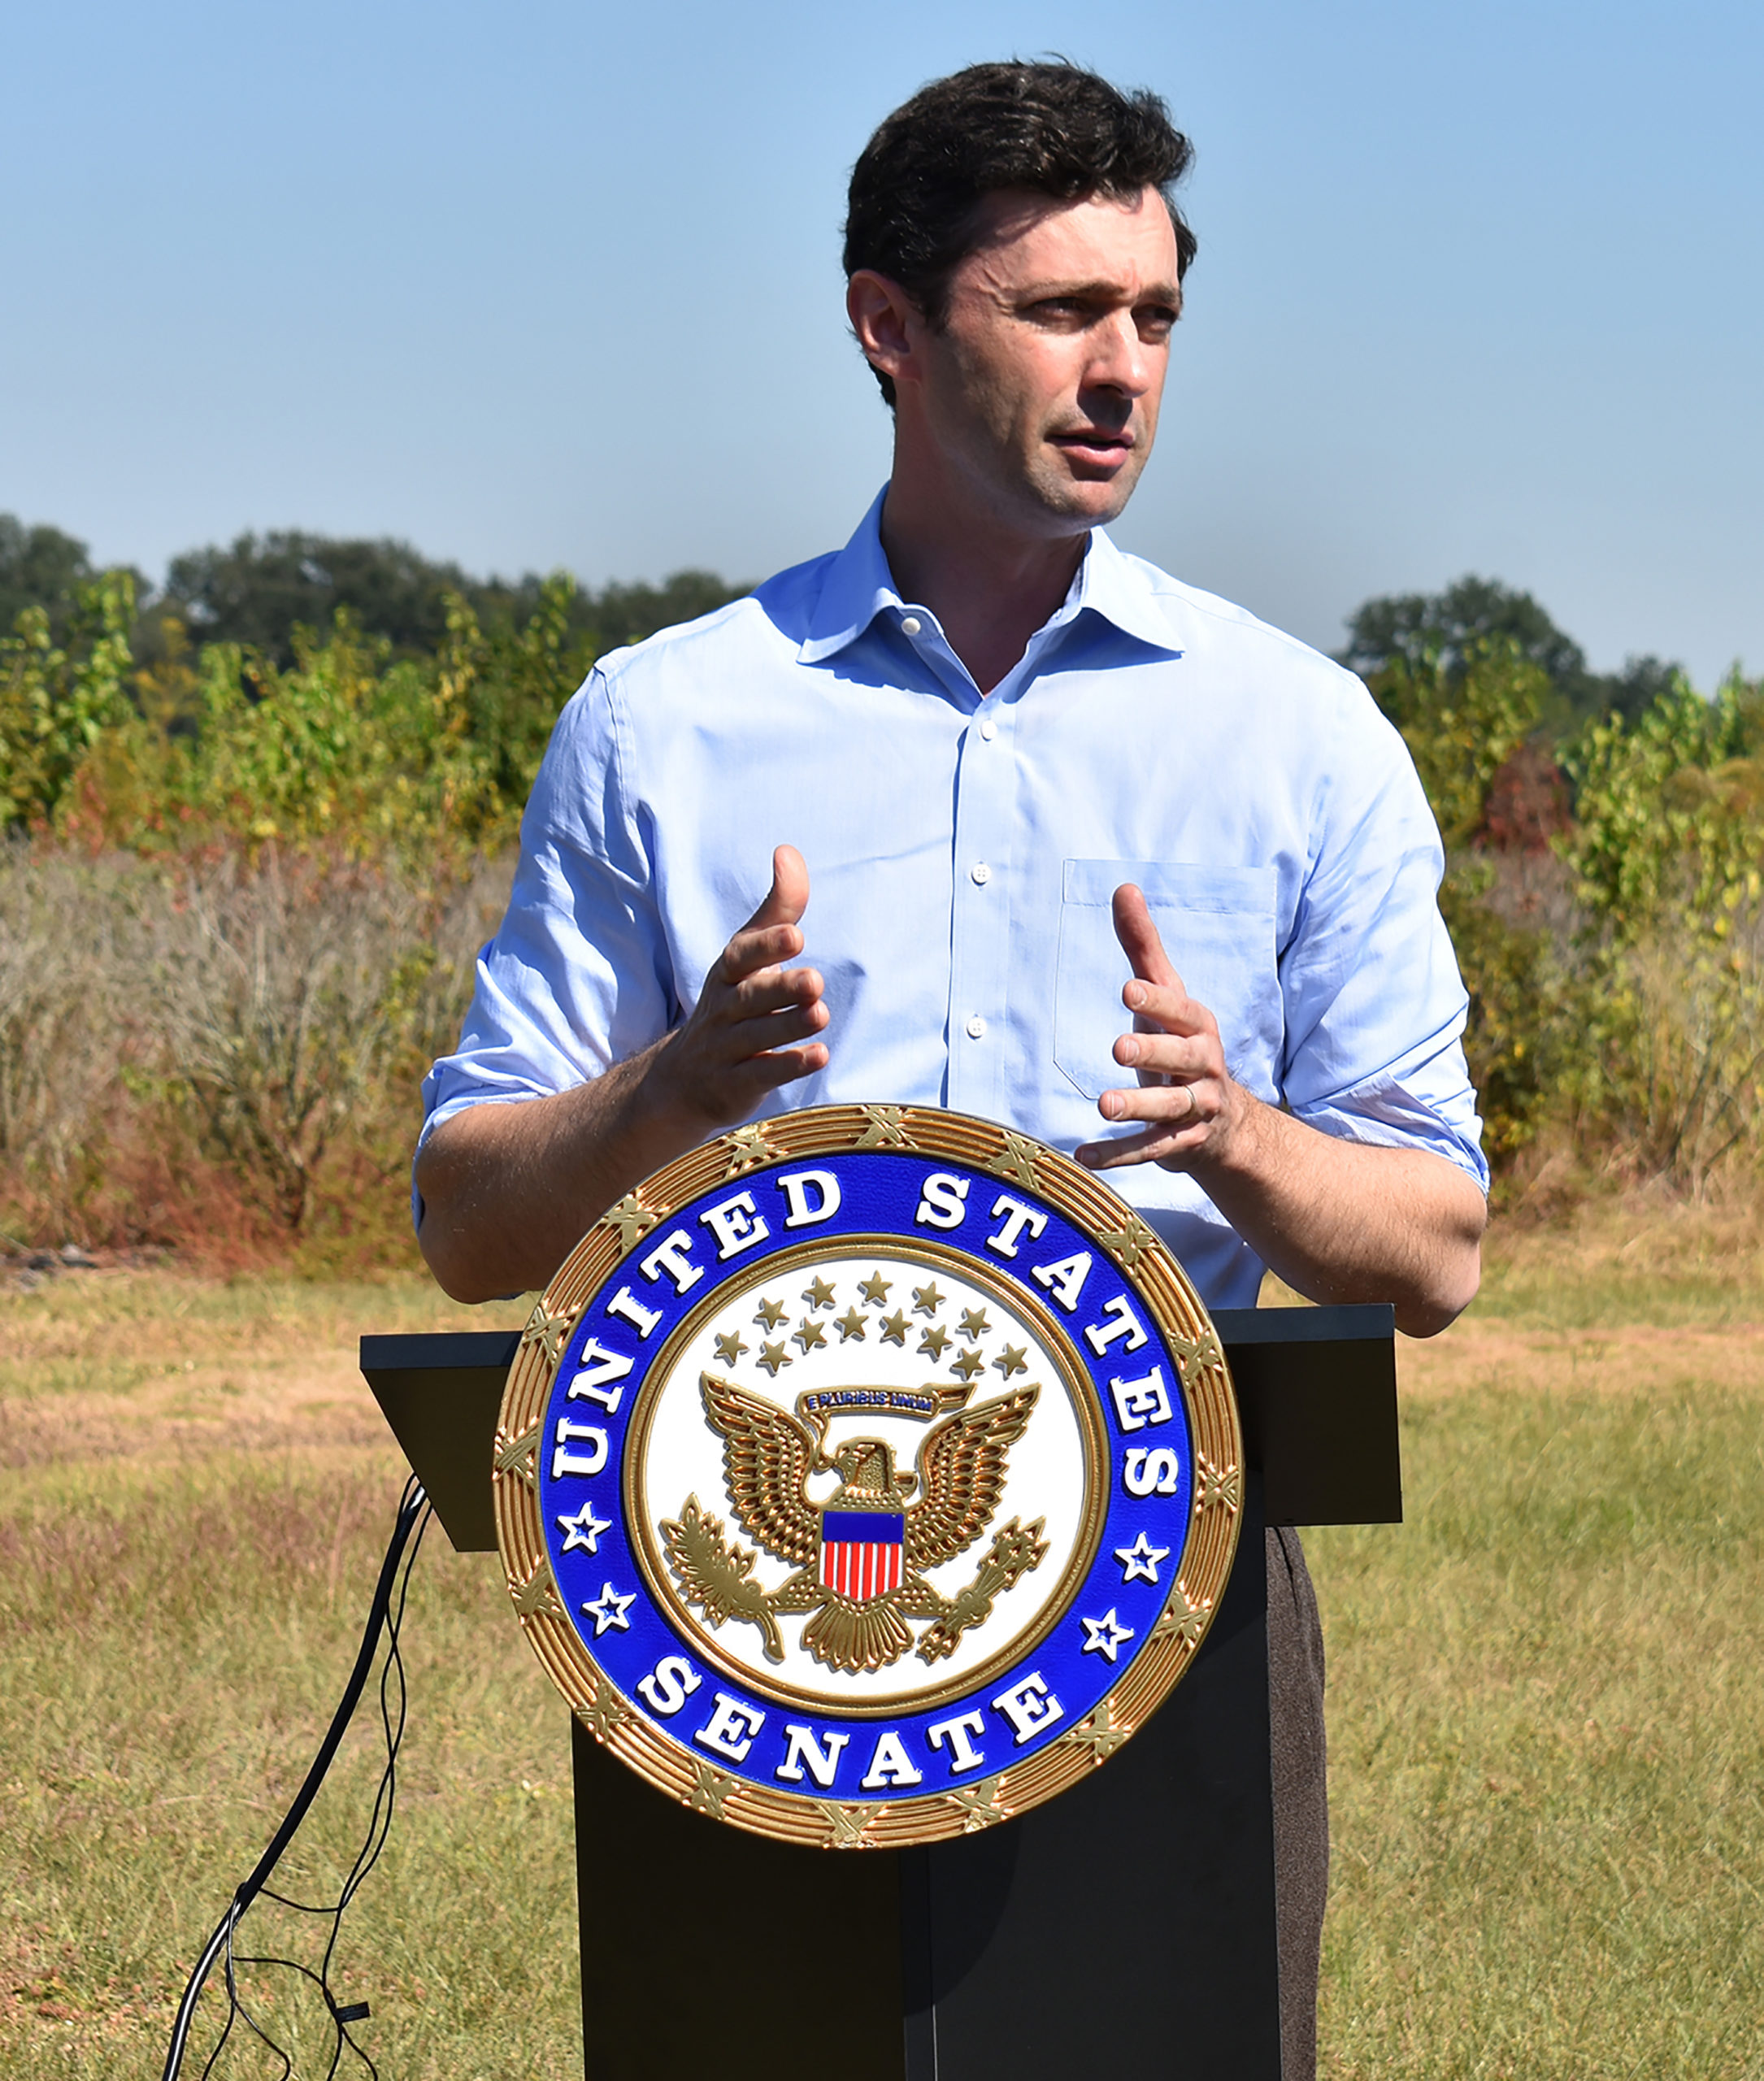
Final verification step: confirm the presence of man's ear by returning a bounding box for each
[846,270,924,393]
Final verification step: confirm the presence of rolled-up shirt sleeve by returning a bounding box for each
[418,667,673,1158]
[1277,696,1489,1193]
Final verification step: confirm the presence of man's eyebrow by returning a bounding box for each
[1018,276,1184,310]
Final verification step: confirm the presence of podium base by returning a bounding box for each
[571,1484,1280,2080]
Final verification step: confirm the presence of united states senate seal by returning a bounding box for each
[493,1105,1241,1849]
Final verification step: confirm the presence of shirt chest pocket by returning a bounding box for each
[1052,860,1283,1101]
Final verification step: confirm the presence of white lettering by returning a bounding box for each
[860,1730,924,1790]
[1110,1366,1174,1433]
[551,1418,608,1479]
[986,1195,1048,1258]
[605,1286,662,1338]
[1123,1446,1182,1497]
[566,1338,633,1412]
[991,1673,1064,1746]
[693,1692,766,1763]
[915,1172,971,1230]
[1084,1296,1149,1356]
[775,1724,850,1788]
[698,1192,771,1261]
[640,1229,704,1294]
[777,1169,841,1228]
[636,1656,702,1717]
[928,1710,988,1775]
[1030,1250,1093,1311]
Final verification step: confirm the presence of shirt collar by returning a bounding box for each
[797,487,1184,665]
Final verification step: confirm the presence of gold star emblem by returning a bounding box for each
[948,1779,1008,1831]
[919,1324,953,1359]
[756,1339,792,1376]
[1096,1214,1156,1271]
[1196,1454,1241,1515]
[493,1422,541,1489]
[793,1318,828,1354]
[833,1306,867,1342]
[994,1344,1028,1379]
[958,1306,990,1342]
[602,1191,666,1250]
[713,1329,748,1366]
[1153,1579,1211,1649]
[689,1762,730,1818]
[878,1309,910,1347]
[858,1271,892,1306]
[950,1348,987,1382]
[519,1301,575,1365]
[912,1280,946,1316]
[992,1127,1042,1190]
[854,1104,914,1149]
[819,1801,875,1848]
[1170,1327,1224,1379]
[802,1275,836,1310]
[1065,1697,1129,1764]
[509,1557,563,1622]
[754,1296,789,1331]
[584,1679,628,1745]
[721,1121,781,1175]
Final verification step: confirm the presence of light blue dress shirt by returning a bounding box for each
[421,492,1486,1310]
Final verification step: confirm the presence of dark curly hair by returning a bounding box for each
[844,61,1197,405]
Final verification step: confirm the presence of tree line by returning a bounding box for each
[0,512,1758,1267]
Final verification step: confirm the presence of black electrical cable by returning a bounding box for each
[160,1476,432,2081]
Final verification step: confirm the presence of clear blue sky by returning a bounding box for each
[4,0,1759,684]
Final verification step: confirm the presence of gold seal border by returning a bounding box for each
[493,1103,1244,1850]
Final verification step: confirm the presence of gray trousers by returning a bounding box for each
[1268,1525,1329,2081]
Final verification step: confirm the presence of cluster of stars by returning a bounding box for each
[710,1272,1031,1383]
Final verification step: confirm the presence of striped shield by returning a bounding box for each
[819,1510,905,1603]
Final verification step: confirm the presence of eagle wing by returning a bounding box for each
[905,1384,1041,1571]
[697,1372,821,1567]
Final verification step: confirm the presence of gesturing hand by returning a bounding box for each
[1075,883,1243,1174]
[649,845,831,1128]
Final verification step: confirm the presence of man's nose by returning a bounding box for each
[1086,311,1154,398]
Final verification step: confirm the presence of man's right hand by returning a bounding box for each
[645,843,830,1129]
[415,845,828,1302]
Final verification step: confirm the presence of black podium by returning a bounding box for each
[363,1303,1398,2080]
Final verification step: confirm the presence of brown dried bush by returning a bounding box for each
[0,844,508,1263]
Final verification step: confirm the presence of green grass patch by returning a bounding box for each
[2,1453,581,2077]
[1314,1379,1764,2079]
[2,1249,1761,2074]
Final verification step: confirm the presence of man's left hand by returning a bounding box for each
[1075,883,1240,1172]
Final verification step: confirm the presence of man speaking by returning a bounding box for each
[415,60,1487,2079]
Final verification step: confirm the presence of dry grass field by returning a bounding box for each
[2,1195,1761,2079]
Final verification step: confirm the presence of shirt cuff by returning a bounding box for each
[1291,1071,1490,1193]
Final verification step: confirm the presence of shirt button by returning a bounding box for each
[901,615,922,637]
[979,716,997,741]
[965,1014,987,1040]
[970,862,991,885]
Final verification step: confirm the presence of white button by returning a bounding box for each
[901,615,922,636]
[971,862,992,885]
[979,716,997,741]
[965,1014,987,1040]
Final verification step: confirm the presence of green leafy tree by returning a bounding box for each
[0,515,102,644]
[1562,671,1764,1181]
[0,573,138,830]
[158,528,747,671]
[1366,635,1580,1162]
[162,531,478,666]
[1343,574,1684,730]
[582,569,746,650]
